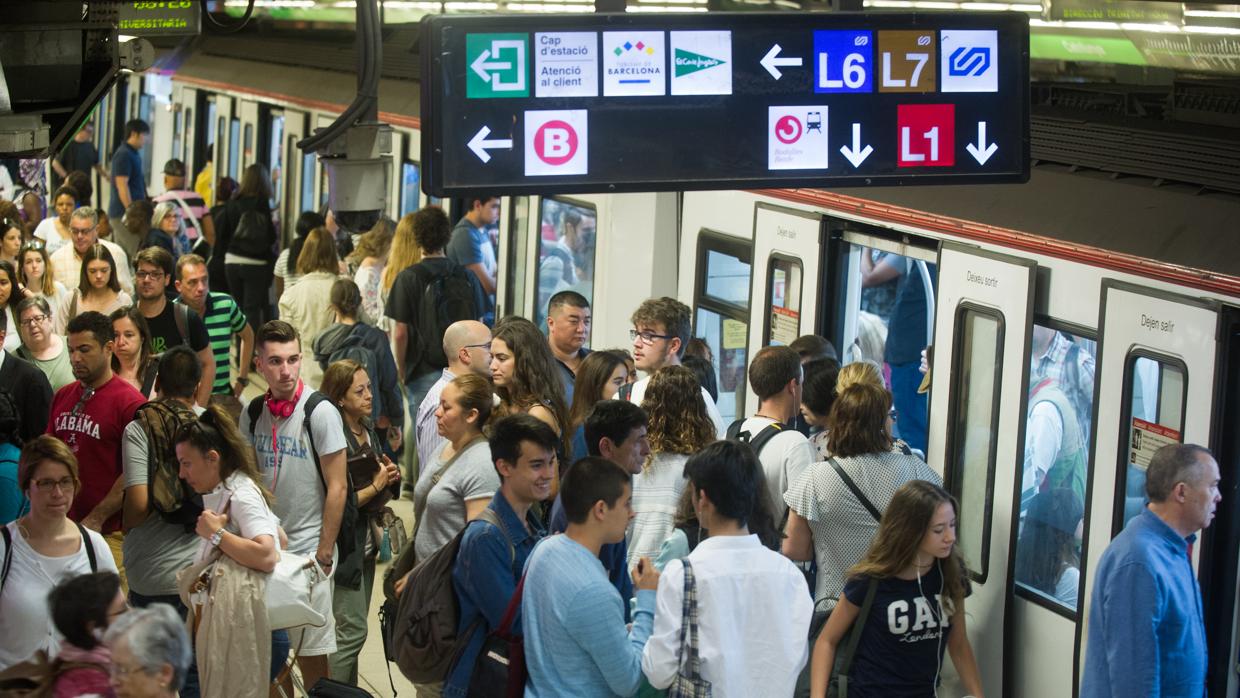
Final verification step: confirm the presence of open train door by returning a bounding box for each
[745,203,825,410]
[1077,281,1221,693]
[928,242,1036,698]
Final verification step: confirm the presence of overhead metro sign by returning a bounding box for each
[421,13,1030,197]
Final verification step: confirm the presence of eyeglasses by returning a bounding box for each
[463,342,491,353]
[70,225,96,236]
[135,270,165,280]
[33,477,75,493]
[19,314,48,328]
[109,663,148,679]
[888,408,899,420]
[630,329,675,345]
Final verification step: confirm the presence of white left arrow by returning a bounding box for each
[467,126,512,164]
[761,44,803,80]
[965,121,998,165]
[471,49,511,84]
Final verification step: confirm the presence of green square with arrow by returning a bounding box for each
[466,33,529,98]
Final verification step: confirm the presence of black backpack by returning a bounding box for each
[228,205,276,259]
[245,393,360,579]
[415,263,479,369]
[134,399,204,532]
[726,418,786,457]
[316,331,379,398]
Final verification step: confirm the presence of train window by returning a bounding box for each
[300,152,315,215]
[1116,354,1186,532]
[400,162,421,217]
[1015,324,1098,613]
[229,118,240,179]
[206,102,217,146]
[946,306,1002,583]
[694,233,752,424]
[534,197,597,332]
[765,255,802,346]
[243,123,254,170]
[505,197,531,319]
[319,163,329,208]
[848,244,937,456]
[268,117,284,206]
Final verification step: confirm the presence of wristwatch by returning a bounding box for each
[209,527,226,547]
[236,375,250,386]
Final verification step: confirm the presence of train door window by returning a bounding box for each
[206,102,217,148]
[319,163,329,208]
[694,233,751,424]
[534,197,596,332]
[138,93,154,182]
[173,109,184,162]
[1116,354,1186,532]
[765,256,802,346]
[300,152,315,216]
[1014,324,1098,613]
[400,162,421,216]
[947,306,1003,582]
[505,197,531,320]
[268,116,284,206]
[836,232,938,455]
[228,119,240,179]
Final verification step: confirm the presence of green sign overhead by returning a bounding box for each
[1030,34,1147,65]
[118,1,201,36]
[674,48,726,77]
[466,33,530,99]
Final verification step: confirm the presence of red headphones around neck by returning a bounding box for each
[265,380,304,419]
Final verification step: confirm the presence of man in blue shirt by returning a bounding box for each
[1082,443,1220,698]
[549,400,650,621]
[109,119,150,219]
[523,457,661,698]
[446,196,499,324]
[445,415,558,698]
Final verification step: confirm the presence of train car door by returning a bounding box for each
[928,242,1036,698]
[1077,281,1221,692]
[745,203,824,410]
[237,100,259,172]
[279,111,308,247]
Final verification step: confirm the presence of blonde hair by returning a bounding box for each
[348,218,394,266]
[642,365,715,463]
[295,227,340,275]
[836,360,885,394]
[381,213,421,295]
[854,311,888,365]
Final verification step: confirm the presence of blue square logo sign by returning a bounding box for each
[940,30,998,93]
[814,30,873,94]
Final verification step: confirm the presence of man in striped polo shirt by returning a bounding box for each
[174,253,253,397]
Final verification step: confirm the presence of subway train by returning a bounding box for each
[76,26,1240,698]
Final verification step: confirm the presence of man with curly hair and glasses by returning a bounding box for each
[623,297,723,438]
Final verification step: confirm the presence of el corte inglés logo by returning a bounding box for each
[674,48,725,76]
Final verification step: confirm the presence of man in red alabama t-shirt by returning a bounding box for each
[47,311,147,534]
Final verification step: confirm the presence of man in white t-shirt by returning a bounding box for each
[239,320,348,689]
[623,297,724,437]
[730,345,816,523]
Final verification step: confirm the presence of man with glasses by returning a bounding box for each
[546,290,591,404]
[415,319,492,478]
[0,308,53,442]
[133,247,215,407]
[51,207,133,295]
[46,310,147,588]
[624,297,724,437]
[15,296,73,390]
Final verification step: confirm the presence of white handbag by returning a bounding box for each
[266,550,330,630]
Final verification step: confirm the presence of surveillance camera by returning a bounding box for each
[316,121,393,235]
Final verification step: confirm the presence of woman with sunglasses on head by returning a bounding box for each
[0,259,23,352]
[67,244,131,321]
[809,480,984,698]
[33,185,80,256]
[173,405,288,698]
[318,359,401,684]
[0,435,118,670]
[109,307,158,399]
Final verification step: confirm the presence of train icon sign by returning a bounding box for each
[769,106,829,170]
[524,110,588,176]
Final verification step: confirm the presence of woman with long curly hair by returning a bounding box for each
[489,316,572,457]
[626,364,715,568]
[809,480,983,698]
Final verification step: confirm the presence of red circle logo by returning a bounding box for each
[534,121,578,166]
[775,115,802,144]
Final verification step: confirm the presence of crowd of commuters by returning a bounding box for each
[0,128,1221,698]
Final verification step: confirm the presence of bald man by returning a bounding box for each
[414,320,493,476]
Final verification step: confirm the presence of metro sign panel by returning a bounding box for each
[423,13,1029,196]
